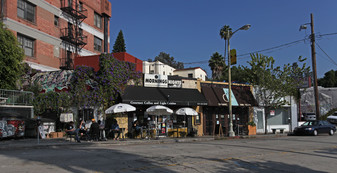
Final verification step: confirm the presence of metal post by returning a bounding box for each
[228,31,235,137]
[310,13,320,120]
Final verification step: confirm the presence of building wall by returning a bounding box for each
[74,52,143,72]
[174,68,207,81]
[143,61,175,75]
[1,0,111,70]
[300,86,337,115]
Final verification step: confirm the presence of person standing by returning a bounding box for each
[89,119,100,141]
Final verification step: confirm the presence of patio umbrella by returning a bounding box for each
[146,105,173,116]
[105,103,136,114]
[175,107,198,116]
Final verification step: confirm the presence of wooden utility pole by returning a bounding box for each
[310,13,320,120]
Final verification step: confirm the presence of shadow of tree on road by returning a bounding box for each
[0,145,175,173]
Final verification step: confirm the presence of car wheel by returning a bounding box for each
[313,130,318,136]
[329,129,334,136]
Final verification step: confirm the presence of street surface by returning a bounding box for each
[0,135,336,173]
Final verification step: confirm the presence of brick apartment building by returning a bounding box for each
[0,0,111,71]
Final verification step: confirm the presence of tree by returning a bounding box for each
[112,30,126,53]
[219,25,232,60]
[208,52,226,81]
[243,53,310,134]
[0,22,25,89]
[318,70,337,87]
[149,52,184,69]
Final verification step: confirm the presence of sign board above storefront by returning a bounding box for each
[144,74,168,87]
[144,74,182,88]
[168,79,182,88]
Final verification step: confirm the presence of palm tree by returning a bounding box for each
[219,25,232,62]
[208,52,226,81]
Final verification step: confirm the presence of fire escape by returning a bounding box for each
[60,0,87,70]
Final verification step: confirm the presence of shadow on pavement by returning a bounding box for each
[0,145,176,173]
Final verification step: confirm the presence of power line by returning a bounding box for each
[182,32,337,65]
[315,42,337,67]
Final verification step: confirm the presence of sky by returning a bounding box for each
[108,0,337,78]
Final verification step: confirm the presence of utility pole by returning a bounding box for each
[310,13,320,120]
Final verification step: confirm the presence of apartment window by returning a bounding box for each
[78,2,83,12]
[54,16,59,26]
[163,71,165,75]
[188,73,193,78]
[150,70,154,74]
[17,0,35,23]
[94,36,102,51]
[94,12,101,28]
[17,34,34,57]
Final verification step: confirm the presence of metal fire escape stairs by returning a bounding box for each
[60,0,87,70]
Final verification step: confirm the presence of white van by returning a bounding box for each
[303,113,316,121]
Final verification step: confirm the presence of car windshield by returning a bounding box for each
[302,121,318,126]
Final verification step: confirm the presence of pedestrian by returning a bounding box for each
[89,119,99,141]
[65,121,80,143]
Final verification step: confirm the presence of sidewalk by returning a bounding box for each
[0,133,288,150]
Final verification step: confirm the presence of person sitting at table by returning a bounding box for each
[65,121,80,143]
[111,119,120,140]
[132,120,142,138]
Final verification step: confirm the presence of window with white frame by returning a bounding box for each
[17,34,34,57]
[94,12,101,28]
[94,36,102,52]
[17,0,35,23]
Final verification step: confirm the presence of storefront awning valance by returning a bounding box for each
[201,83,257,107]
[122,86,208,106]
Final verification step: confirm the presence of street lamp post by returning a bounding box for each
[227,24,251,137]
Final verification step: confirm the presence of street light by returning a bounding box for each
[227,24,251,137]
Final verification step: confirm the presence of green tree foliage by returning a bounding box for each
[112,30,126,53]
[243,53,310,133]
[0,22,25,89]
[318,70,337,87]
[149,52,184,69]
[208,52,226,81]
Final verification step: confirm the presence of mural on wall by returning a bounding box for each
[301,91,332,115]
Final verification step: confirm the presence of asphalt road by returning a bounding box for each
[0,134,336,173]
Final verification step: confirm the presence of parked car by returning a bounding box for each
[303,113,316,121]
[327,111,337,125]
[293,120,336,136]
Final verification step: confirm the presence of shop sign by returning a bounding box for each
[168,79,182,88]
[130,101,177,105]
[144,74,168,88]
[60,113,73,122]
[223,88,239,106]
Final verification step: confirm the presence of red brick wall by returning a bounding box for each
[74,55,100,71]
[4,0,111,69]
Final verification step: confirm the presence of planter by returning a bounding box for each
[57,132,64,138]
[50,132,58,138]
[248,125,256,136]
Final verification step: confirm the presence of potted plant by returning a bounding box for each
[247,121,256,136]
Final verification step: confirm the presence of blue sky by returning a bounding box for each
[109,0,337,78]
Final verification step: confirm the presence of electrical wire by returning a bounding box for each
[315,42,337,67]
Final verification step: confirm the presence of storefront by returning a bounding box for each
[121,86,208,137]
[200,82,257,136]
